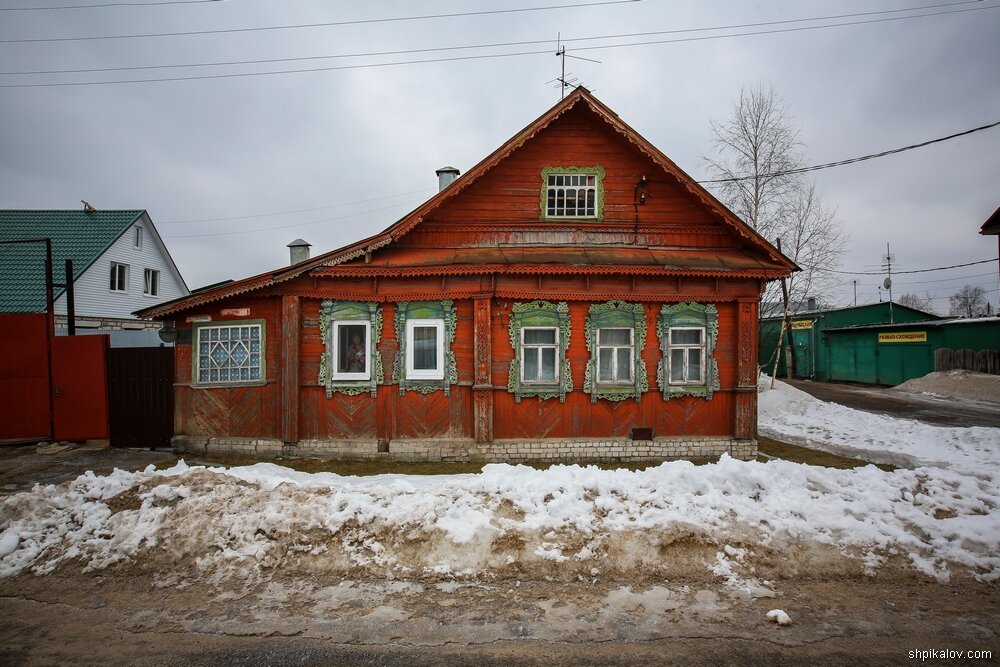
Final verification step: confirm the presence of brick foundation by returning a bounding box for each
[172,435,757,463]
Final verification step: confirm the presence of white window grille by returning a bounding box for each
[195,323,263,384]
[546,172,598,218]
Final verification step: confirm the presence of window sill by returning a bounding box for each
[191,380,267,389]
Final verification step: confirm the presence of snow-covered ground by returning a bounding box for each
[1,377,999,589]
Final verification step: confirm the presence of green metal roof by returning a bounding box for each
[0,209,144,312]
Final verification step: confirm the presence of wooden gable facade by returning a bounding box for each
[139,88,795,463]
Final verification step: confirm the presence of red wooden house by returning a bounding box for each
[139,88,795,462]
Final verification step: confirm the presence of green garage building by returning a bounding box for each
[761,304,1000,385]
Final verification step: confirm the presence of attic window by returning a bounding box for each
[541,166,605,220]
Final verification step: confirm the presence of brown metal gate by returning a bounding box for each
[107,347,174,448]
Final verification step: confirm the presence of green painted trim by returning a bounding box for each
[657,303,720,400]
[191,319,266,387]
[539,165,605,221]
[584,301,648,402]
[319,300,382,397]
[393,300,457,395]
[507,300,572,402]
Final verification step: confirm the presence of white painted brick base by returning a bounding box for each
[172,435,756,462]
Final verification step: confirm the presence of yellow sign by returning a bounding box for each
[791,320,813,330]
[878,331,927,343]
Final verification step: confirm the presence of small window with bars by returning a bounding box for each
[195,322,263,385]
[546,172,597,218]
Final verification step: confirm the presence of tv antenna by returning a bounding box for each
[547,33,601,99]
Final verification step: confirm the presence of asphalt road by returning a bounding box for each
[785,378,1000,428]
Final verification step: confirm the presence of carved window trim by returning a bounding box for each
[507,300,572,402]
[393,300,457,395]
[584,300,648,403]
[319,300,382,397]
[657,302,720,400]
[540,166,605,221]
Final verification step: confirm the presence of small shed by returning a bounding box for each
[759,302,940,381]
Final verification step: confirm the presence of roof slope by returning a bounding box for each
[138,88,796,319]
[981,205,1000,235]
[0,209,144,312]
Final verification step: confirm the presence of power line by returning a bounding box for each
[0,0,978,76]
[2,3,995,87]
[156,188,435,224]
[701,120,1000,183]
[0,0,641,43]
[827,258,999,276]
[160,196,430,238]
[0,0,215,9]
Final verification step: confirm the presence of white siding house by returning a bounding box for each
[0,209,189,344]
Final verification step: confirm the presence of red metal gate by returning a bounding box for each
[52,334,110,440]
[0,313,50,440]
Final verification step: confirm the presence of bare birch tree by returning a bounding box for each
[704,83,848,310]
[898,292,935,313]
[949,285,988,318]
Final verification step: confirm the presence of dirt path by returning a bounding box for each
[1,567,997,666]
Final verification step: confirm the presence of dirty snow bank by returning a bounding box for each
[894,370,1000,405]
[758,375,1000,472]
[1,457,997,585]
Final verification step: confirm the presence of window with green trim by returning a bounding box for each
[394,300,456,394]
[508,301,572,402]
[193,320,264,386]
[540,166,605,220]
[584,301,647,402]
[657,303,719,400]
[319,300,382,397]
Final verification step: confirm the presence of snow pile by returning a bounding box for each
[893,370,1000,405]
[1,456,998,585]
[758,375,1000,472]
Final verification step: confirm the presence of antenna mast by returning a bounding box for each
[548,33,600,99]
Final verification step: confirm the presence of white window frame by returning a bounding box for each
[596,327,634,385]
[545,172,598,219]
[405,318,445,380]
[520,326,560,385]
[109,261,129,292]
[331,319,371,381]
[194,322,264,385]
[133,226,143,249]
[667,326,706,385]
[143,268,159,296]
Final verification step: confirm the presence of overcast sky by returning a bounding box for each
[1,0,998,313]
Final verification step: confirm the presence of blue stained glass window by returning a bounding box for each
[195,323,264,385]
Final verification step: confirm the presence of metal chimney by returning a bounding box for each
[435,166,460,192]
[287,238,311,265]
